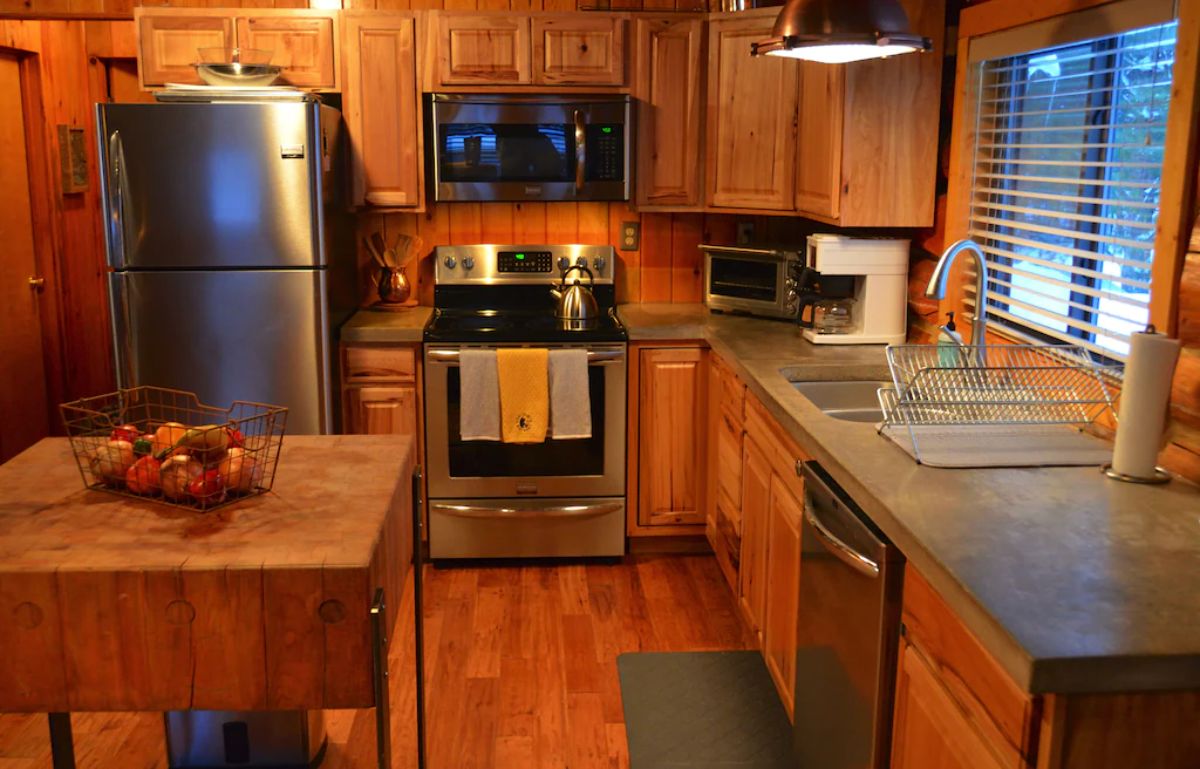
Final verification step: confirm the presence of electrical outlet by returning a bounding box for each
[620,221,641,251]
[737,221,755,246]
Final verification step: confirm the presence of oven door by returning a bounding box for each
[424,344,626,498]
[428,94,631,202]
[704,249,797,318]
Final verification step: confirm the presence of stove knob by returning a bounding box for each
[593,256,607,272]
[443,255,457,269]
[576,256,588,268]
[557,256,571,272]
[462,256,475,271]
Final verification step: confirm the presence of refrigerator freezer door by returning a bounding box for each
[98,102,323,270]
[110,270,332,434]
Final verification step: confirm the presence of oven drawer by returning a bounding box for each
[429,497,625,558]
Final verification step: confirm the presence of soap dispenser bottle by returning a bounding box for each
[937,312,965,366]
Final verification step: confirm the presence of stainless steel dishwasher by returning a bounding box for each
[793,461,904,769]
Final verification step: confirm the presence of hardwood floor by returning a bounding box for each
[0,554,754,769]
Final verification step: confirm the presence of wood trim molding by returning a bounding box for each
[959,0,1122,39]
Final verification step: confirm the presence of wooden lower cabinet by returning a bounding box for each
[345,385,417,436]
[633,346,708,531]
[763,473,802,720]
[892,643,1009,769]
[738,435,771,637]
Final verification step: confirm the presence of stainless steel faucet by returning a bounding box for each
[925,239,988,362]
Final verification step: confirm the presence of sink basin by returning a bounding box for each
[791,380,890,423]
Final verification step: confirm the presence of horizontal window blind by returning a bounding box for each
[966,19,1177,363]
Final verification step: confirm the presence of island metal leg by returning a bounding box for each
[371,588,391,769]
[48,713,75,769]
[412,466,427,769]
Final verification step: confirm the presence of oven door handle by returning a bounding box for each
[427,349,625,364]
[431,501,622,519]
[574,109,586,194]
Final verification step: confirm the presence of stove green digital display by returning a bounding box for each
[515,253,525,260]
[498,250,552,273]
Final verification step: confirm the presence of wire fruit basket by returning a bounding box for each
[877,345,1117,466]
[60,387,287,512]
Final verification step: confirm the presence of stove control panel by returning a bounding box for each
[498,250,553,273]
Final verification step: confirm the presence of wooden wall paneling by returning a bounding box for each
[416,206,450,304]
[546,201,580,241]
[669,213,702,302]
[514,201,548,243]
[607,200,640,303]
[577,201,609,243]
[640,212,672,302]
[543,0,574,10]
[480,201,516,242]
[448,202,484,243]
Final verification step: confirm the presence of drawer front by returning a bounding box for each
[343,345,417,382]
[901,565,1038,768]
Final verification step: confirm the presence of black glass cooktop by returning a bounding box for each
[424,308,628,343]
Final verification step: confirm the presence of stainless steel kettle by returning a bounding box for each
[550,265,600,328]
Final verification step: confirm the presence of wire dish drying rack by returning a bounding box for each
[877,345,1117,467]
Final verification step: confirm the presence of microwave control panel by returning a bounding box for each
[498,250,554,273]
[585,125,625,181]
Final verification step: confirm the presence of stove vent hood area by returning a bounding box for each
[752,0,932,63]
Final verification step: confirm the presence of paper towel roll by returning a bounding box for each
[1112,329,1180,478]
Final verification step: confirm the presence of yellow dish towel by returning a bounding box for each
[497,348,549,443]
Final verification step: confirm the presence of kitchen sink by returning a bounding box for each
[791,380,890,423]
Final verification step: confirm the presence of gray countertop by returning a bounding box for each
[340,306,433,343]
[620,303,1200,695]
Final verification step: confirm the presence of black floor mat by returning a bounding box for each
[617,651,794,769]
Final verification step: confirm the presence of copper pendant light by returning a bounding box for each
[752,0,932,63]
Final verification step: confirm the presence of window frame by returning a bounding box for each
[942,0,1199,345]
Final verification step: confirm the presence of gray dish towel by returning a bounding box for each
[549,349,591,439]
[459,349,500,441]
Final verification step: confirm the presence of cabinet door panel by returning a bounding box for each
[437,15,531,85]
[892,643,1009,769]
[637,347,707,527]
[237,14,337,90]
[716,409,743,520]
[764,473,802,720]
[343,13,422,208]
[138,14,234,87]
[795,60,843,221]
[346,386,417,436]
[533,16,625,85]
[707,17,798,211]
[739,435,771,636]
[635,16,703,207]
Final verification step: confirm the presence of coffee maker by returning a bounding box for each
[797,234,910,345]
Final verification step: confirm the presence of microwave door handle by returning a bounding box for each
[574,109,586,194]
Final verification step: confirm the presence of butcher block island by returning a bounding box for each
[0,435,415,753]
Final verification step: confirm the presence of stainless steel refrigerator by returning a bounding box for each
[97,93,354,435]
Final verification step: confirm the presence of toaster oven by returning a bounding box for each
[702,245,805,319]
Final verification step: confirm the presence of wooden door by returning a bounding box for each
[236,13,339,90]
[764,472,802,720]
[137,12,235,87]
[532,16,625,85]
[891,643,1009,769]
[706,16,798,211]
[637,347,707,527]
[795,60,844,222]
[436,15,531,86]
[343,13,422,208]
[634,16,704,208]
[345,386,417,436]
[0,52,50,462]
[739,435,771,637]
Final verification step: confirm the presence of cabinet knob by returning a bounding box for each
[28,277,45,291]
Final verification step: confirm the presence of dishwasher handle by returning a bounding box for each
[801,461,881,579]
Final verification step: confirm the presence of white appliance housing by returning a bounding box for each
[803,234,910,346]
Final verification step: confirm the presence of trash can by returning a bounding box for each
[164,710,327,768]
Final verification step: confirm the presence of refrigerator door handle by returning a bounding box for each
[109,273,136,389]
[107,130,128,269]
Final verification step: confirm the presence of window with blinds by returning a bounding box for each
[968,19,1177,362]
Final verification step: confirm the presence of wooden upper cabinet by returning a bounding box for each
[436,15,531,86]
[706,14,798,212]
[136,8,340,91]
[795,60,844,222]
[634,16,704,209]
[533,16,625,85]
[237,13,339,90]
[343,12,422,208]
[637,347,707,528]
[137,13,234,88]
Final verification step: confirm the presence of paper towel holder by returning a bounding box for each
[1102,464,1171,484]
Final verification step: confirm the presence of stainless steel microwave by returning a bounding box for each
[702,244,805,320]
[427,93,632,203]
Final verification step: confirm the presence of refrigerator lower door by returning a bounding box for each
[110,270,332,434]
